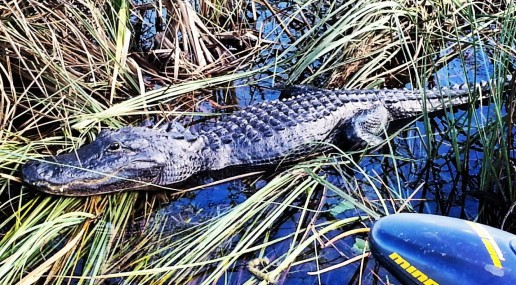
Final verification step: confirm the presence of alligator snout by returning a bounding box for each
[22,159,55,185]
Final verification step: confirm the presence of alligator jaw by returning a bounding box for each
[22,155,166,196]
[26,170,162,196]
[26,169,122,196]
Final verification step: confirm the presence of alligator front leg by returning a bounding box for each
[340,104,390,149]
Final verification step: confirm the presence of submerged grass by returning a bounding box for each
[0,0,515,284]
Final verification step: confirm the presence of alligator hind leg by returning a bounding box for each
[340,104,390,149]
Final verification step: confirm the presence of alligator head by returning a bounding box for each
[22,126,205,196]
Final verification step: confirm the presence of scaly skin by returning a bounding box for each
[22,77,510,196]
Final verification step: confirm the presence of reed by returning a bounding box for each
[0,0,514,284]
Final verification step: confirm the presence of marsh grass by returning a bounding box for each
[1,0,515,284]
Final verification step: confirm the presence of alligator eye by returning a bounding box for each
[107,142,122,152]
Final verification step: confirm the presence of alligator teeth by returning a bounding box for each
[60,187,64,193]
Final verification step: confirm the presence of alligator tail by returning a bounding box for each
[384,74,513,120]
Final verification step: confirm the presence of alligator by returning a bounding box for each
[22,77,512,196]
